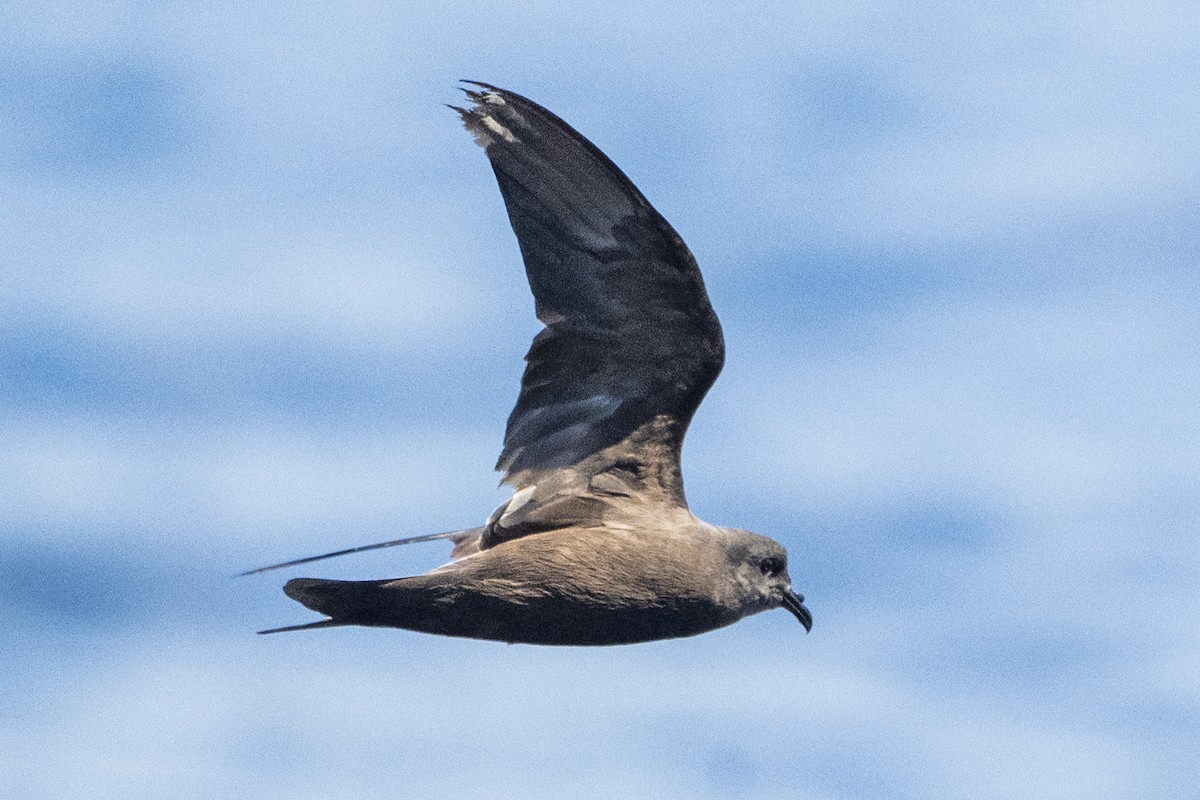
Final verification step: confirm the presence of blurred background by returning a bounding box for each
[3,3,1197,798]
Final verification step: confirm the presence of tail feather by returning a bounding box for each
[282,577,394,621]
[257,619,345,635]
[258,578,394,634]
[236,528,481,577]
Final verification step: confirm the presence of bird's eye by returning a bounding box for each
[758,557,783,576]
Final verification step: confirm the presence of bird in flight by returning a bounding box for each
[247,82,811,645]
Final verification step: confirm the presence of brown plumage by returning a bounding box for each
[248,83,811,645]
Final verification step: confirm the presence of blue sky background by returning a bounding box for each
[3,3,1198,798]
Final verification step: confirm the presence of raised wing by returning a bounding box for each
[455,83,724,545]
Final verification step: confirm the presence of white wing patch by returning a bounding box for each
[497,485,537,528]
[460,92,519,146]
[479,114,517,143]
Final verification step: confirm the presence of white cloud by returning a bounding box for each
[0,417,506,552]
[4,625,1174,800]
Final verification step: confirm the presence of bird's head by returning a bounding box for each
[720,529,812,632]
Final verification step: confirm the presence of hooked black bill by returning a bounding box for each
[782,590,813,633]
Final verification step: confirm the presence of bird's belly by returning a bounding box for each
[387,583,737,646]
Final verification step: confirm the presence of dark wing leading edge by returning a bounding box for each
[455,83,724,546]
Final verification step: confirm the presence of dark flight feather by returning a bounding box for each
[455,84,724,544]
